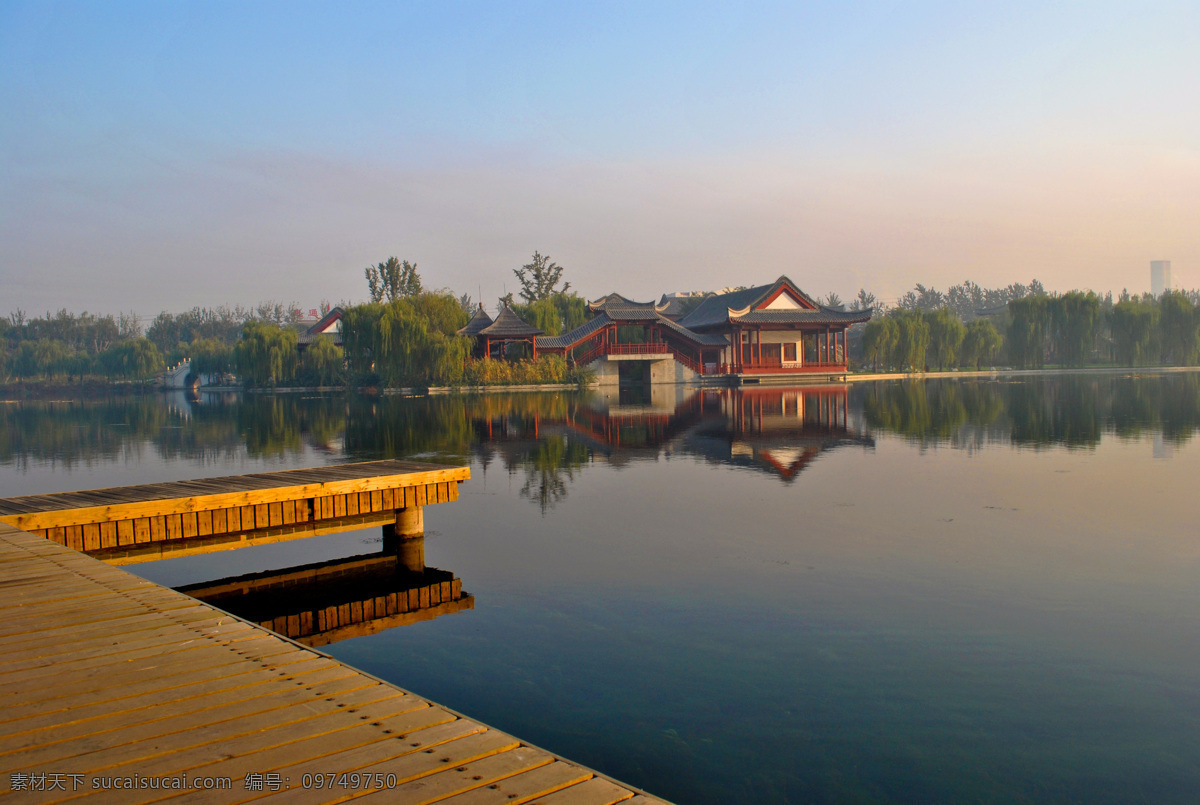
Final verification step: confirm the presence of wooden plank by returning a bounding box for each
[99,521,117,549]
[525,777,639,805]
[282,499,296,525]
[357,746,557,804]
[65,524,83,550]
[196,509,213,537]
[269,501,283,527]
[434,758,593,805]
[166,512,183,541]
[88,693,439,783]
[258,726,517,805]
[334,494,347,518]
[0,666,366,766]
[182,510,198,538]
[81,523,100,551]
[150,514,166,542]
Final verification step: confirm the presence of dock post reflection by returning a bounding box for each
[384,505,426,572]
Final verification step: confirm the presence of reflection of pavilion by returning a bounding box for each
[689,386,872,480]
[178,534,472,647]
[468,385,871,483]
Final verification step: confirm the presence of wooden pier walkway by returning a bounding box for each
[0,461,467,565]
[0,463,670,804]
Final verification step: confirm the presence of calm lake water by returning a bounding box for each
[3,374,1199,804]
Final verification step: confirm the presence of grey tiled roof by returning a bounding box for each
[457,306,494,336]
[477,306,543,338]
[678,277,825,330]
[538,313,613,349]
[538,311,727,350]
[657,316,729,346]
[588,293,661,320]
[298,332,343,346]
[732,309,871,325]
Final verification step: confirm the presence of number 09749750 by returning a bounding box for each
[300,773,397,790]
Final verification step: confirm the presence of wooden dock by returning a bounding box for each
[0,464,670,804]
[0,460,467,565]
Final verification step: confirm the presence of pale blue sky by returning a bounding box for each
[2,1,1197,316]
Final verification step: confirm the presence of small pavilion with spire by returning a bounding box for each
[457,304,544,360]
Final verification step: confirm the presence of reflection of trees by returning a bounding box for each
[344,396,474,461]
[515,436,590,513]
[857,374,1200,449]
[861,381,1000,445]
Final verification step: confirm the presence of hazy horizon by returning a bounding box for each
[3,2,1197,318]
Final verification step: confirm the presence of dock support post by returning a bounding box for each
[383,505,425,573]
[396,505,423,537]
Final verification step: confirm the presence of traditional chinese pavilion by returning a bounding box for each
[533,276,869,383]
[457,303,543,360]
[677,276,870,375]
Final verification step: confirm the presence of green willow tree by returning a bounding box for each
[97,338,164,380]
[1158,291,1198,365]
[300,337,344,386]
[1110,299,1159,366]
[861,317,898,371]
[1007,296,1050,368]
[960,320,1002,369]
[924,308,966,370]
[890,310,930,371]
[341,294,469,387]
[1050,291,1100,367]
[234,322,298,387]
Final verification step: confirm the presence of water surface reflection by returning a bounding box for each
[3,374,1200,803]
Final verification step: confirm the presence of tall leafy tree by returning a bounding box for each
[861,317,898,372]
[960,320,1002,368]
[514,252,569,303]
[1158,291,1198,365]
[1110,299,1158,366]
[924,308,966,369]
[234,322,298,387]
[341,297,469,387]
[365,257,423,303]
[851,289,884,318]
[1007,296,1050,368]
[1050,291,1100,367]
[98,339,164,379]
[300,337,344,386]
[890,310,930,371]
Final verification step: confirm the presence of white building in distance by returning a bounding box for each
[1151,260,1172,296]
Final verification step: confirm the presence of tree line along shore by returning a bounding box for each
[4,254,1200,395]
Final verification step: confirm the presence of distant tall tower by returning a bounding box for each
[1151,260,1172,296]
